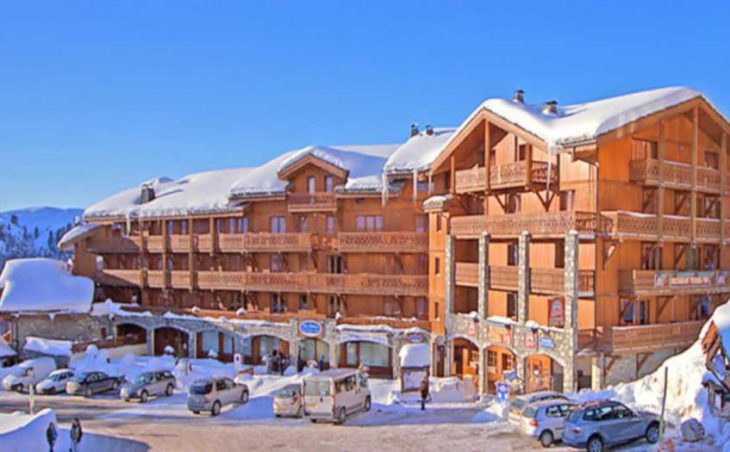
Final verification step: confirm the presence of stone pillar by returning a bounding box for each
[443,339,452,376]
[478,346,487,395]
[515,355,526,393]
[591,354,605,390]
[517,232,531,324]
[146,328,155,355]
[188,331,197,359]
[478,232,490,320]
[329,340,339,369]
[562,230,580,392]
[391,337,402,379]
[444,235,456,315]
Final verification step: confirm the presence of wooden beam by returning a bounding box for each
[485,120,491,192]
[449,155,456,195]
[657,121,665,242]
[721,132,727,261]
[691,107,699,244]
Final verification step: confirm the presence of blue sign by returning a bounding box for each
[299,320,322,338]
[496,382,509,402]
[539,336,555,350]
[503,370,518,381]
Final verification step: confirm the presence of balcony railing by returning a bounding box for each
[455,262,479,287]
[196,271,245,290]
[146,270,166,288]
[217,233,313,253]
[87,237,140,254]
[450,211,607,238]
[169,271,191,289]
[144,236,166,253]
[454,161,558,194]
[99,269,141,286]
[630,159,721,193]
[288,192,337,212]
[489,266,518,291]
[169,235,191,253]
[598,321,704,353]
[455,167,486,193]
[604,211,721,243]
[338,232,428,253]
[530,268,595,295]
[619,269,730,296]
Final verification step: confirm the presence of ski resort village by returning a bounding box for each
[1,85,730,451]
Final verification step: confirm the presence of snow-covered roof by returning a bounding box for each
[57,223,101,250]
[84,167,253,219]
[384,128,457,174]
[24,336,72,356]
[0,339,16,358]
[0,258,94,313]
[399,343,430,368]
[711,299,730,356]
[454,87,708,153]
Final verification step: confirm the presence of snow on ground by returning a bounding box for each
[0,258,94,313]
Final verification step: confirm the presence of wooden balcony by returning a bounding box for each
[245,272,309,292]
[604,211,721,243]
[489,266,518,291]
[288,192,337,212]
[337,232,428,253]
[144,236,166,253]
[87,237,140,254]
[454,161,558,194]
[196,271,245,290]
[630,159,721,194]
[169,271,191,289]
[339,316,430,331]
[450,211,607,238]
[169,235,192,253]
[619,269,730,296]
[531,268,596,296]
[98,269,141,286]
[218,233,313,253]
[455,262,479,287]
[598,321,704,354]
[146,270,167,288]
[197,235,214,253]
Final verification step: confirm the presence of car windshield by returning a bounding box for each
[512,399,526,411]
[49,373,64,381]
[190,382,212,395]
[523,406,538,418]
[304,380,331,397]
[277,388,297,397]
[134,374,153,384]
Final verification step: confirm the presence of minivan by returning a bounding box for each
[303,368,371,424]
[2,357,57,392]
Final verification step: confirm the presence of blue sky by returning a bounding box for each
[1,1,728,211]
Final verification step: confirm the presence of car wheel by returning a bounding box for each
[646,422,660,444]
[192,410,200,415]
[310,418,317,423]
[587,435,604,452]
[364,396,371,412]
[336,407,347,425]
[165,384,174,397]
[539,430,554,448]
[240,390,249,404]
[13,384,22,393]
[140,391,149,403]
[85,387,93,398]
[211,401,221,416]
[49,387,57,395]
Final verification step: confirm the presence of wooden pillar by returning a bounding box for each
[657,121,665,244]
[188,216,195,291]
[721,133,728,264]
[691,107,699,245]
[525,143,533,188]
[484,121,491,192]
[209,217,216,256]
[162,219,169,289]
[449,155,456,195]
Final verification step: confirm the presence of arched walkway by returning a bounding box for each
[451,338,479,390]
[338,341,392,378]
[116,323,147,345]
[154,326,190,357]
[525,354,565,393]
[243,335,290,367]
[196,330,236,362]
[485,345,516,395]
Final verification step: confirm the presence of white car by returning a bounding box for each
[508,391,569,425]
[2,357,56,392]
[519,399,575,447]
[36,369,75,395]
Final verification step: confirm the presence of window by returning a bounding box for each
[640,243,661,270]
[416,215,427,233]
[356,215,384,232]
[434,302,440,320]
[434,257,441,275]
[436,215,442,232]
[270,216,286,233]
[325,176,334,192]
[299,295,309,311]
[231,217,249,233]
[271,254,285,272]
[559,190,575,212]
[270,294,286,313]
[417,180,428,194]
[505,194,521,214]
[705,151,719,169]
[502,353,514,371]
[507,293,517,320]
[633,139,658,160]
[181,220,188,235]
[487,350,497,367]
[555,240,565,268]
[621,299,649,325]
[516,143,528,161]
[308,176,316,194]
[418,255,428,273]
[327,255,343,274]
[703,246,719,270]
[507,242,518,266]
[326,215,336,233]
[416,298,428,320]
[299,216,308,232]
[694,296,711,320]
[384,298,401,317]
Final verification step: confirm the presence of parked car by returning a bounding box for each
[303,368,371,425]
[66,371,121,397]
[120,370,176,403]
[36,369,75,395]
[2,357,56,392]
[509,391,570,425]
[519,399,576,447]
[562,400,660,451]
[187,377,249,416]
[273,383,303,418]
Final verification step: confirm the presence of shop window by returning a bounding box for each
[270,216,286,233]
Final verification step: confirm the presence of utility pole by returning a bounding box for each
[660,366,668,437]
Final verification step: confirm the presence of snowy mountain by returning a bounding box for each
[0,207,83,268]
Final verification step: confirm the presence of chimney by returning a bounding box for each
[513,89,525,103]
[425,125,434,136]
[140,184,156,204]
[410,123,420,137]
[542,100,558,115]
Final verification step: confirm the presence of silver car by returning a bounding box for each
[509,391,569,425]
[562,400,660,451]
[187,377,249,416]
[120,370,176,403]
[519,400,575,447]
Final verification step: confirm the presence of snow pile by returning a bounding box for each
[0,408,59,452]
[23,336,72,357]
[57,223,101,250]
[0,258,94,313]
[0,339,16,358]
[399,343,430,368]
[384,127,457,174]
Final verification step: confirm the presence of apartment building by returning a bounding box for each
[425,87,730,394]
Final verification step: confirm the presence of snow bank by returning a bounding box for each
[24,336,72,357]
[0,408,58,452]
[0,339,16,358]
[0,258,94,313]
[399,343,430,368]
[373,377,478,405]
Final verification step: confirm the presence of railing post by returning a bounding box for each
[517,232,530,324]
[478,232,490,320]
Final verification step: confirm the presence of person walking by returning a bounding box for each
[70,418,83,452]
[419,376,430,411]
[46,422,57,452]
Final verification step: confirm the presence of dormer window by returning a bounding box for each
[325,176,334,192]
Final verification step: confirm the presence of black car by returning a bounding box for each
[66,371,122,397]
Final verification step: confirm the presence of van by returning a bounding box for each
[303,368,371,424]
[2,357,57,392]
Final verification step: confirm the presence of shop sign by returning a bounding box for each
[655,271,713,289]
[496,382,509,403]
[233,353,242,365]
[299,320,323,338]
[539,336,555,350]
[406,333,427,344]
[488,326,512,346]
[548,298,565,328]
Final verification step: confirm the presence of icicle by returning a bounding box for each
[412,167,418,203]
[428,171,433,194]
[381,172,388,207]
[125,213,132,237]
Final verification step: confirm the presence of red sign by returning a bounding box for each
[548,298,565,328]
[524,330,537,349]
[468,321,476,337]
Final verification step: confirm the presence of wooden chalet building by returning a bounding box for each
[62,86,730,391]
